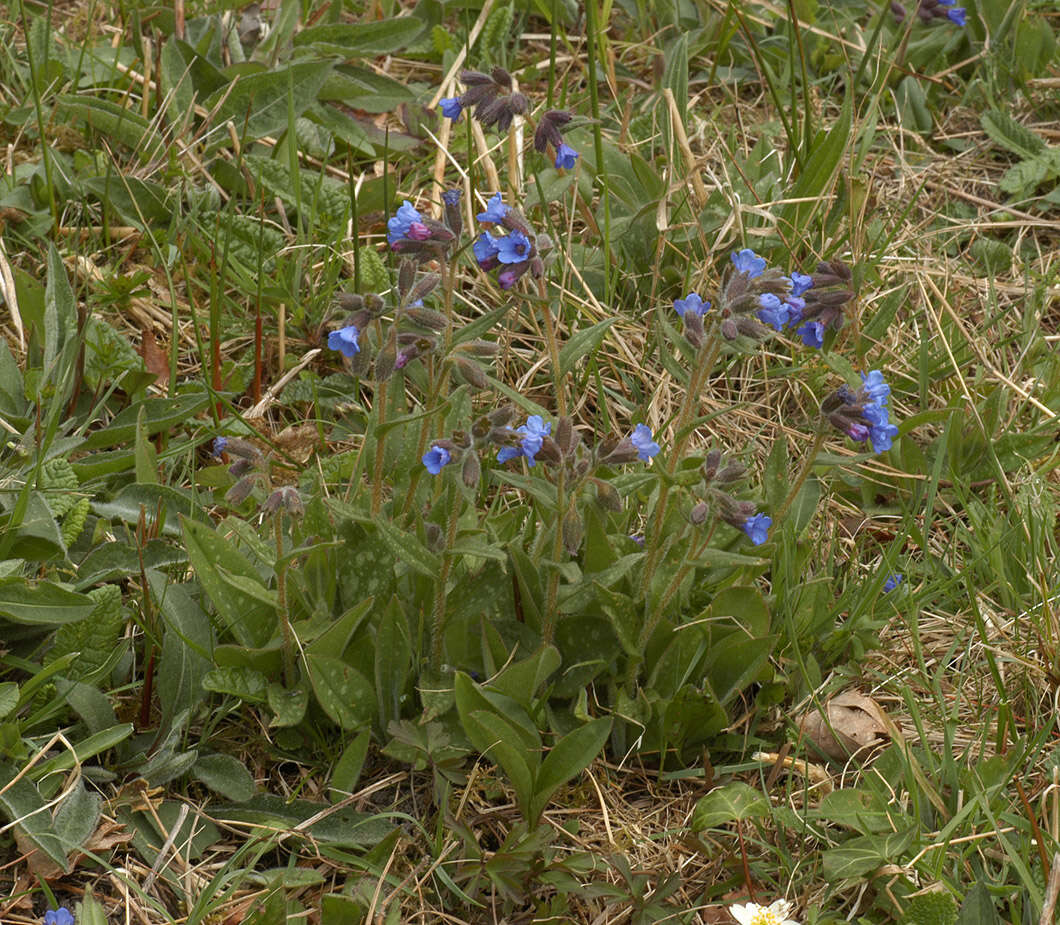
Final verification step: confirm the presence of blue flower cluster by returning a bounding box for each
[472,194,547,290]
[823,370,900,454]
[438,68,528,132]
[45,910,74,925]
[385,200,456,261]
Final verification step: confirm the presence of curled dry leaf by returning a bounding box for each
[273,423,319,465]
[797,689,891,760]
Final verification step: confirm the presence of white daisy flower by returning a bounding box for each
[730,899,800,925]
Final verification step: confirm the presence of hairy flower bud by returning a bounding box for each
[592,477,623,512]
[223,437,264,462]
[334,292,365,312]
[555,416,573,455]
[397,258,416,301]
[225,474,258,505]
[405,307,448,331]
[689,500,710,525]
[374,327,399,381]
[701,449,722,482]
[489,404,517,428]
[715,461,747,484]
[452,355,489,389]
[228,457,255,478]
[563,506,584,555]
[462,451,481,488]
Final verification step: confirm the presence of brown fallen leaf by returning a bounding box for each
[797,689,890,761]
[139,327,169,386]
[274,422,320,465]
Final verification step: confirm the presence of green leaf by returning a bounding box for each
[305,654,376,730]
[53,779,101,854]
[202,666,268,702]
[329,731,370,802]
[79,891,108,925]
[821,829,915,880]
[181,516,276,648]
[558,318,616,377]
[55,94,165,161]
[0,683,17,720]
[980,109,1047,159]
[0,578,96,625]
[690,782,770,831]
[487,645,561,710]
[43,243,76,380]
[78,390,211,450]
[292,17,423,55]
[0,761,70,872]
[372,518,440,580]
[193,753,256,802]
[998,149,1060,197]
[956,882,1001,925]
[150,572,213,735]
[213,793,392,847]
[464,709,536,819]
[267,682,309,728]
[374,596,410,733]
[160,37,195,129]
[31,724,134,782]
[780,87,852,233]
[529,716,612,823]
[45,585,125,681]
[205,60,334,140]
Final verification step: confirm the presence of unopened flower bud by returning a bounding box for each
[225,474,258,505]
[689,501,710,525]
[715,462,747,484]
[535,435,563,466]
[720,318,739,340]
[555,416,573,455]
[424,522,444,552]
[701,449,722,481]
[455,339,501,358]
[562,506,584,556]
[364,294,385,314]
[334,292,364,312]
[452,355,489,389]
[374,328,399,380]
[489,404,517,427]
[228,457,255,478]
[263,485,304,517]
[397,258,416,300]
[405,307,448,331]
[592,478,623,512]
[224,437,264,462]
[599,437,638,466]
[462,451,481,488]
[442,189,462,238]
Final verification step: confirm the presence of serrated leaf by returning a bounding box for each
[192,753,256,802]
[690,782,770,831]
[205,60,334,140]
[998,149,1060,197]
[980,110,1047,160]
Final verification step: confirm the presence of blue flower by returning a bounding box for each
[742,513,772,545]
[423,445,451,474]
[757,293,790,331]
[473,232,500,265]
[883,573,903,592]
[212,436,228,457]
[497,415,550,467]
[44,911,75,925]
[860,370,891,405]
[387,201,422,245]
[673,293,710,318]
[789,272,814,297]
[495,230,532,264]
[731,248,766,278]
[439,97,463,120]
[946,6,966,24]
[476,192,509,223]
[797,321,824,349]
[442,188,462,207]
[327,325,360,358]
[784,295,805,325]
[631,424,660,461]
[868,418,899,453]
[554,143,579,169]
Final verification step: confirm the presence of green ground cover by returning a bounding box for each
[0,0,1058,921]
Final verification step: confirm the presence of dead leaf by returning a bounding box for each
[797,689,890,761]
[274,423,319,465]
[140,328,169,386]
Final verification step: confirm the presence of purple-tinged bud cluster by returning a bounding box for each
[686,449,771,544]
[533,109,580,170]
[473,193,550,290]
[438,68,528,132]
[387,200,456,262]
[673,292,712,347]
[892,0,966,25]
[822,370,900,454]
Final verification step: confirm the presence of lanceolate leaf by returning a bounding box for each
[529,717,612,824]
[205,60,334,140]
[0,578,96,625]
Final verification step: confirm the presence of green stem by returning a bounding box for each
[274,513,294,686]
[583,0,612,302]
[640,332,720,589]
[430,493,462,670]
[773,425,828,525]
[542,466,566,646]
[371,379,388,517]
[537,277,567,417]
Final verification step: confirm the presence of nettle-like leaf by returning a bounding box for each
[45,585,125,682]
[980,110,1048,160]
[998,149,1060,198]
